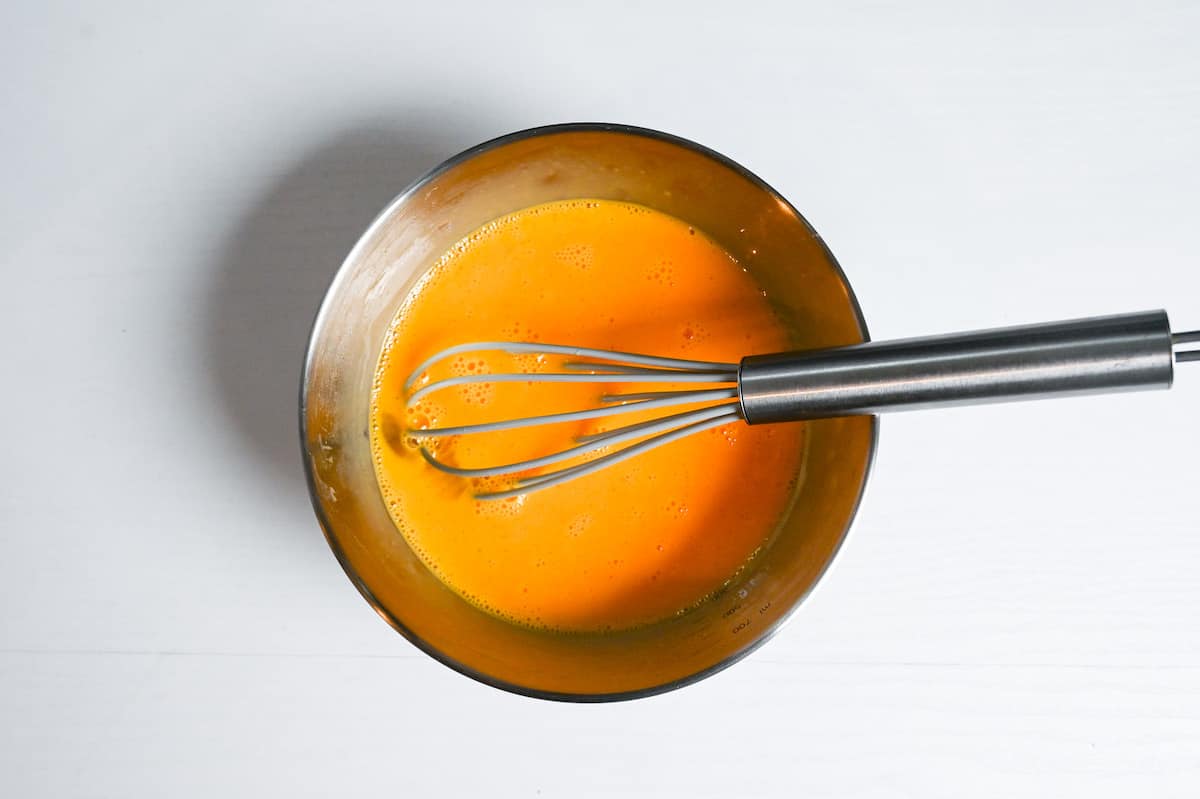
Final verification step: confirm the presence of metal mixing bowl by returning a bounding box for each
[301,123,877,700]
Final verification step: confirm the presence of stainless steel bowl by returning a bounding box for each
[301,123,877,701]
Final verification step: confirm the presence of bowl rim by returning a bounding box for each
[299,122,879,702]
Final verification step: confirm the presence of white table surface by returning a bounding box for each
[4,1,1199,796]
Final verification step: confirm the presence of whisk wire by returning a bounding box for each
[599,389,728,403]
[1175,331,1200,362]
[482,409,744,500]
[411,387,739,438]
[404,341,736,392]
[418,402,740,482]
[404,342,746,499]
[561,362,736,375]
[407,370,736,406]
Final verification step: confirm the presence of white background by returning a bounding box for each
[3,1,1199,796]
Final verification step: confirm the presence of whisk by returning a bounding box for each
[405,310,1199,500]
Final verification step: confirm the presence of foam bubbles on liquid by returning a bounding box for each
[471,476,526,519]
[567,514,592,538]
[706,420,740,448]
[554,243,595,269]
[646,257,677,288]
[678,321,709,350]
[502,321,541,342]
[448,355,495,405]
[405,400,458,460]
[513,351,550,373]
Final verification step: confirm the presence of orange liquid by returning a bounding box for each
[370,200,805,632]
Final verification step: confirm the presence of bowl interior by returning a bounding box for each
[302,125,876,700]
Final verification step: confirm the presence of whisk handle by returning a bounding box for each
[738,310,1180,424]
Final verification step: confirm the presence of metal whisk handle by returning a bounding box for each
[738,310,1192,424]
